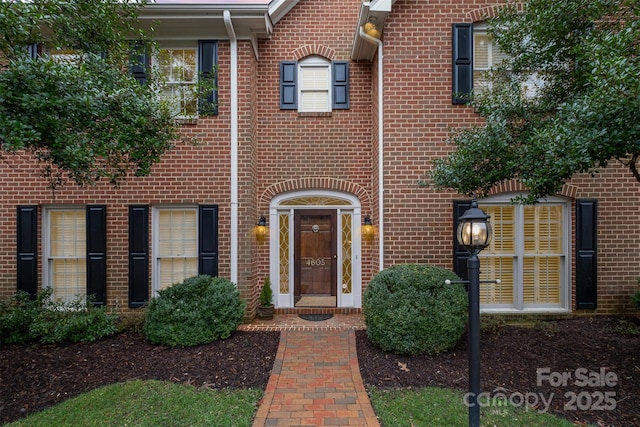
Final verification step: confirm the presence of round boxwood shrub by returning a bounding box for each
[145,275,246,347]
[363,264,467,356]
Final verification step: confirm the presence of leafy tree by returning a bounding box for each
[430,0,640,203]
[0,0,177,188]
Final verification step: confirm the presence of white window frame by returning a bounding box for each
[153,44,199,118]
[473,23,508,92]
[152,205,199,294]
[43,206,86,303]
[298,56,331,113]
[478,194,571,313]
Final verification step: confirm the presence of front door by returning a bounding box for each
[294,210,337,304]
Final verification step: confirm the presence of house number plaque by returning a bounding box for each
[305,258,326,266]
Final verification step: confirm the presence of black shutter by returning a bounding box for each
[453,200,472,281]
[198,205,219,277]
[128,205,149,308]
[280,61,297,109]
[86,205,107,306]
[452,23,473,104]
[27,43,38,59]
[17,206,38,298]
[332,60,350,109]
[198,40,219,115]
[128,41,149,85]
[576,199,597,309]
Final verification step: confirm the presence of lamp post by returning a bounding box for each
[456,196,492,427]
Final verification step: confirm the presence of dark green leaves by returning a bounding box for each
[431,0,639,202]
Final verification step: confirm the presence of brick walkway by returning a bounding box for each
[242,315,380,426]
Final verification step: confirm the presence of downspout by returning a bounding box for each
[224,10,239,284]
[358,26,385,271]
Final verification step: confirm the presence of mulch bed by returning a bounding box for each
[0,331,280,424]
[356,316,640,427]
[1,316,639,426]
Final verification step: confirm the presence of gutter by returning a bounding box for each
[358,26,385,271]
[224,10,239,284]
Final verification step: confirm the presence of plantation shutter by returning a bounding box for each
[128,42,149,85]
[198,205,219,277]
[86,205,107,306]
[452,200,471,281]
[280,61,297,109]
[481,205,515,305]
[576,199,597,309]
[17,206,38,298]
[332,60,350,109]
[523,205,562,304]
[198,40,218,115]
[452,23,473,104]
[129,205,149,308]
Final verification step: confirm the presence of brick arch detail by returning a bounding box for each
[467,2,524,22]
[487,180,579,199]
[259,178,371,211]
[291,45,336,61]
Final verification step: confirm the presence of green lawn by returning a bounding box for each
[6,380,262,427]
[368,386,578,427]
[7,381,580,427]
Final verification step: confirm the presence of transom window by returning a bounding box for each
[477,196,569,311]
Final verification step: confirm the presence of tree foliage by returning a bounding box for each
[0,0,177,187]
[430,0,640,203]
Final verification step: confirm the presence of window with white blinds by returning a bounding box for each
[46,209,86,302]
[473,26,508,92]
[299,56,331,112]
[154,207,198,291]
[478,197,569,311]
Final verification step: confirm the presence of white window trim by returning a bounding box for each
[42,206,86,302]
[152,205,199,295]
[152,44,199,119]
[478,194,571,313]
[298,56,331,113]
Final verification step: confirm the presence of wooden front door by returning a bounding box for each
[294,210,337,298]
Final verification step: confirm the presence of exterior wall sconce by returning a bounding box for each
[254,215,268,242]
[362,215,375,241]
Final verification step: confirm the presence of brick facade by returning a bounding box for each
[2,0,638,317]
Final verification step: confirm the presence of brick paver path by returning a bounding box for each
[251,326,380,426]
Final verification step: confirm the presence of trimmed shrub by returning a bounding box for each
[145,275,246,347]
[0,291,43,344]
[363,264,467,356]
[0,289,118,345]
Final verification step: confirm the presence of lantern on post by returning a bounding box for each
[456,196,491,427]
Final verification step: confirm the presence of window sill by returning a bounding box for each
[297,111,333,118]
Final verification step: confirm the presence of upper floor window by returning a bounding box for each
[473,24,508,93]
[453,23,541,103]
[280,57,350,112]
[129,40,218,117]
[156,48,198,117]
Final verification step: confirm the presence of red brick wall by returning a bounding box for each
[1,0,638,316]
